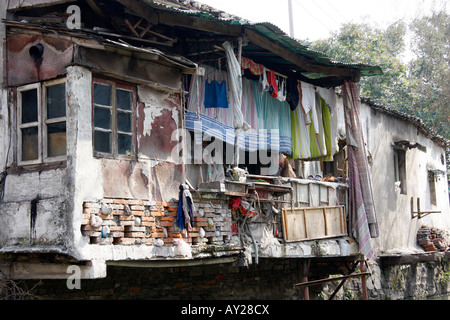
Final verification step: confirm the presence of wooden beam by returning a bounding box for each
[117,0,242,36]
[294,272,371,288]
[244,28,360,80]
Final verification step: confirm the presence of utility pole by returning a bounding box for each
[288,0,294,37]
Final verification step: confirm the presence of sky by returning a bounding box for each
[196,0,449,41]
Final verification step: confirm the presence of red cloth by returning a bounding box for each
[267,70,278,98]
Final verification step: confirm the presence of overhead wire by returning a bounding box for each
[293,0,335,36]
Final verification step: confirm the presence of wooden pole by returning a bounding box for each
[360,256,368,300]
[300,259,311,300]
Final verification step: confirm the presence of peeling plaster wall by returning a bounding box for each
[335,96,450,255]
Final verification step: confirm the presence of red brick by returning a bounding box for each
[160,221,173,227]
[111,232,125,238]
[128,200,143,205]
[120,221,134,226]
[83,202,100,208]
[124,226,146,232]
[168,232,183,238]
[131,211,145,216]
[110,226,124,232]
[84,207,100,214]
[151,233,165,238]
[140,221,154,227]
[113,238,135,245]
[120,215,135,221]
[81,225,102,231]
[113,199,129,204]
[125,232,146,238]
[151,211,165,217]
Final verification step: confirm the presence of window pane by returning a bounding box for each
[94,107,111,130]
[116,89,132,111]
[94,83,111,106]
[21,89,38,124]
[94,130,111,154]
[118,134,133,155]
[21,127,39,161]
[117,111,132,133]
[47,122,66,157]
[47,83,66,119]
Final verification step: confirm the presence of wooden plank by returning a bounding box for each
[282,206,347,242]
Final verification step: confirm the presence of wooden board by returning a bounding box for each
[282,206,347,242]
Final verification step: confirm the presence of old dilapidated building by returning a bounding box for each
[0,0,448,300]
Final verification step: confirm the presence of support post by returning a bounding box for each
[300,259,311,300]
[360,256,367,300]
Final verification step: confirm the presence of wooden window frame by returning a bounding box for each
[43,78,68,163]
[92,77,137,160]
[393,147,407,195]
[17,79,68,167]
[18,83,42,166]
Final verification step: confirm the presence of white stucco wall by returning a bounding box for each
[336,97,450,255]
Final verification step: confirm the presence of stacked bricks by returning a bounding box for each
[81,198,233,246]
[417,225,449,252]
[194,199,233,245]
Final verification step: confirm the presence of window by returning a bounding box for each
[17,79,67,165]
[394,148,407,195]
[92,78,136,158]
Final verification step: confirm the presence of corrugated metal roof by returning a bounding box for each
[141,0,383,80]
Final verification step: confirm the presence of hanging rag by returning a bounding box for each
[286,77,299,111]
[259,67,269,93]
[267,70,278,98]
[241,57,265,75]
[223,41,246,130]
[176,184,195,234]
[342,81,379,260]
[276,77,287,102]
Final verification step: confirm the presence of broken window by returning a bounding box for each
[393,148,407,195]
[17,79,67,165]
[92,78,135,158]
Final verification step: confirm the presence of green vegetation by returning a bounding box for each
[310,10,449,140]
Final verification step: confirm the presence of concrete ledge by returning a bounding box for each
[0,260,107,279]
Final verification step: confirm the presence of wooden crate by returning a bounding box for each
[281,205,347,242]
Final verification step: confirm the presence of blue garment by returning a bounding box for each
[204,80,229,108]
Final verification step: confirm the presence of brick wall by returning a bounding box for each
[22,259,306,300]
[81,197,233,248]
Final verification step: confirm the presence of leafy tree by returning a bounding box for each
[310,12,450,139]
[408,11,450,139]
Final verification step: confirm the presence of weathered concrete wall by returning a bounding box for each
[335,96,450,255]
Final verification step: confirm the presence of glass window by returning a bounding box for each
[94,83,112,106]
[93,79,135,158]
[21,126,39,162]
[44,81,67,160]
[21,89,39,124]
[17,80,67,166]
[47,122,67,158]
[18,84,41,164]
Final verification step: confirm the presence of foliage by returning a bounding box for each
[310,11,450,140]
